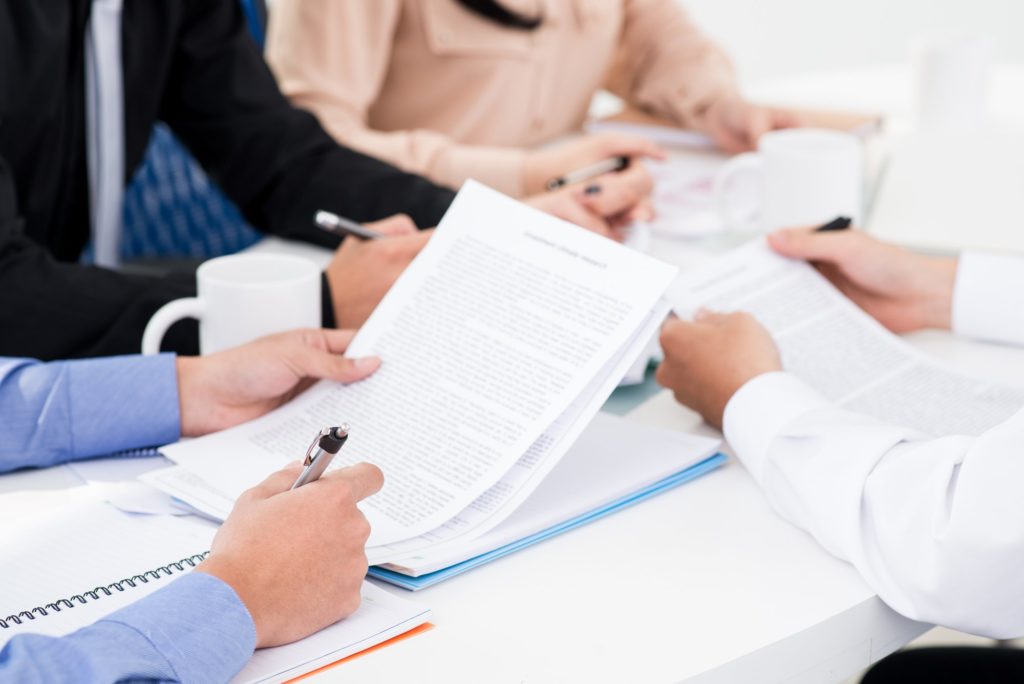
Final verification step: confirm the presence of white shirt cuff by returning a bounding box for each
[722,371,832,483]
[952,252,1024,346]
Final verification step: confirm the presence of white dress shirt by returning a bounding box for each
[723,252,1024,639]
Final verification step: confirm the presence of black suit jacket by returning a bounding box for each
[0,0,455,360]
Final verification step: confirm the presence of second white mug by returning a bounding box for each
[715,128,864,233]
[141,253,321,355]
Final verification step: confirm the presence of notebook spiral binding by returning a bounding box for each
[0,551,210,630]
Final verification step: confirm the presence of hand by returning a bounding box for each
[525,162,655,240]
[324,214,432,329]
[522,132,666,197]
[196,462,383,648]
[768,227,959,333]
[656,311,781,429]
[700,96,802,153]
[177,328,379,437]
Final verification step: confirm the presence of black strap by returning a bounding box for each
[455,0,543,30]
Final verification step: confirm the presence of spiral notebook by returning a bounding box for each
[0,498,429,683]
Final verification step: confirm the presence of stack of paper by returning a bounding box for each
[146,181,680,567]
[368,412,724,590]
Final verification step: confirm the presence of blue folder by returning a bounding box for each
[368,452,728,591]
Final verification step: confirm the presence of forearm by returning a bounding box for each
[168,0,455,245]
[0,354,180,472]
[0,234,198,359]
[0,574,255,683]
[608,0,739,129]
[725,372,1024,638]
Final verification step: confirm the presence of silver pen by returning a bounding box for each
[315,210,384,241]
[290,424,351,489]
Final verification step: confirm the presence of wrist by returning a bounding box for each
[917,256,959,330]
[176,356,204,437]
[196,555,266,647]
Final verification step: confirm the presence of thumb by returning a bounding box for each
[370,213,418,236]
[320,462,385,502]
[768,227,853,264]
[288,331,381,384]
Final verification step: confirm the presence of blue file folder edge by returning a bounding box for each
[368,452,728,591]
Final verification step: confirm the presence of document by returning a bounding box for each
[156,181,679,547]
[669,240,1024,437]
[378,411,721,577]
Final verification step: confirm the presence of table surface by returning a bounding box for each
[6,64,1023,684]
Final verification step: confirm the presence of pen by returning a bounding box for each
[815,216,852,232]
[315,211,384,241]
[545,155,630,191]
[291,424,351,490]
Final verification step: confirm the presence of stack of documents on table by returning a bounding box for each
[145,181,682,569]
[0,498,430,683]
[368,412,724,590]
[669,239,1024,436]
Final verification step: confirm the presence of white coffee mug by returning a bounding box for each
[141,253,321,355]
[714,128,864,233]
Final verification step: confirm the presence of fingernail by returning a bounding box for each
[355,356,381,368]
[584,184,602,196]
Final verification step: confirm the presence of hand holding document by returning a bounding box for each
[669,240,1024,437]
[150,182,678,558]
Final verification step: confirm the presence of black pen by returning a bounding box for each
[315,211,384,240]
[545,155,630,191]
[291,425,350,489]
[815,216,852,232]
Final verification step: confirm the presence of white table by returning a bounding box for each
[8,65,1022,683]
[314,64,1024,682]
[3,325,1020,683]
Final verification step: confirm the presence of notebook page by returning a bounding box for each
[669,239,1024,437]
[162,181,678,546]
[234,583,429,684]
[0,499,217,643]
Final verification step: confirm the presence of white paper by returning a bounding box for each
[160,181,678,546]
[382,412,720,577]
[669,240,1024,436]
[0,500,430,684]
[365,300,670,565]
[65,455,189,516]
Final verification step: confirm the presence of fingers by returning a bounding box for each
[320,462,385,502]
[577,164,653,218]
[319,328,358,355]
[767,226,861,263]
[593,132,668,161]
[303,349,381,384]
[367,213,418,236]
[246,464,306,499]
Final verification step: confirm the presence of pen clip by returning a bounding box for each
[303,427,333,466]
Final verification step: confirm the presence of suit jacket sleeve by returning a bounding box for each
[0,154,199,360]
[161,0,456,249]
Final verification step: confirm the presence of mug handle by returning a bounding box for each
[141,298,206,355]
[714,152,763,232]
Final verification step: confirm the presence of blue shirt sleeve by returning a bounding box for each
[0,354,181,473]
[0,573,257,683]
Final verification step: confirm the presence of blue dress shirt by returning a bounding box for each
[0,354,257,682]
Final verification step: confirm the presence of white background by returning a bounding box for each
[683,0,1024,86]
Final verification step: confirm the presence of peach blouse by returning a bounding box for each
[266,0,738,196]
